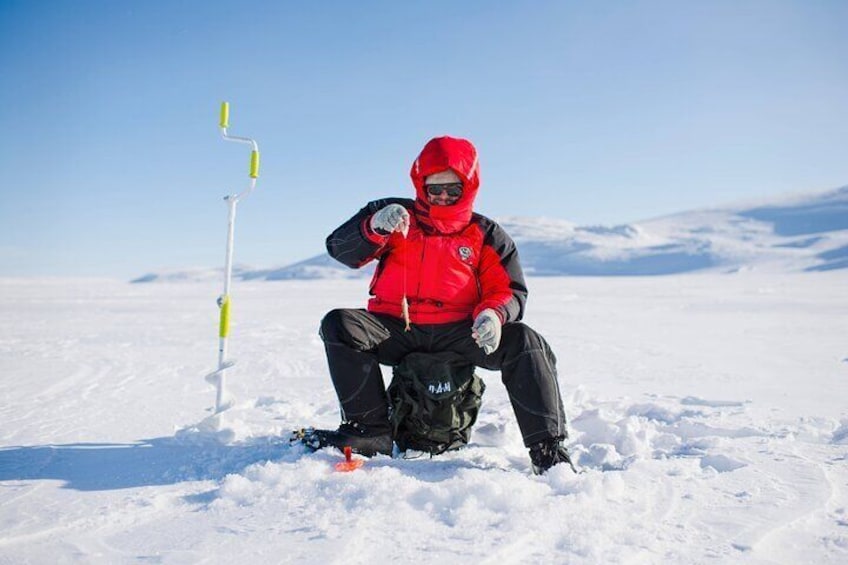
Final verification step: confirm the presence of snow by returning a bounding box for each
[133,185,848,282]
[2,273,847,563]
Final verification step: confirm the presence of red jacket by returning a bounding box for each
[326,136,527,325]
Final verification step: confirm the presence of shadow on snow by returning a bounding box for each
[0,436,292,492]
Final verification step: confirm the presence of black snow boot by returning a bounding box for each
[301,422,393,457]
[529,437,578,475]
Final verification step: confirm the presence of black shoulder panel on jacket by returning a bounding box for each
[473,213,528,323]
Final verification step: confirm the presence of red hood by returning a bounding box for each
[410,136,480,234]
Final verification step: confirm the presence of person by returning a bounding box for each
[315,135,575,474]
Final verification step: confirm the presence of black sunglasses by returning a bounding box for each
[425,182,463,198]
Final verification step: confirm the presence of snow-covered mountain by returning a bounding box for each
[132,186,848,282]
[130,258,373,284]
[505,184,848,276]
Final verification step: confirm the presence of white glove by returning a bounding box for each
[472,309,502,355]
[370,204,410,237]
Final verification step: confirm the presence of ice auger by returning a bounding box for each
[204,102,260,413]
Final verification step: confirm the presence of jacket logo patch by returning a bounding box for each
[458,246,473,263]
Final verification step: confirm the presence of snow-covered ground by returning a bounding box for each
[1,274,847,563]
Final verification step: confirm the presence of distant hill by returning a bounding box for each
[132,186,848,283]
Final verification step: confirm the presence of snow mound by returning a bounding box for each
[146,386,845,563]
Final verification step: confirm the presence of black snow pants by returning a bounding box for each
[319,309,567,447]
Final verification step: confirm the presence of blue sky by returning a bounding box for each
[1,1,846,278]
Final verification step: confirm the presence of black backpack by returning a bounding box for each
[387,352,485,455]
